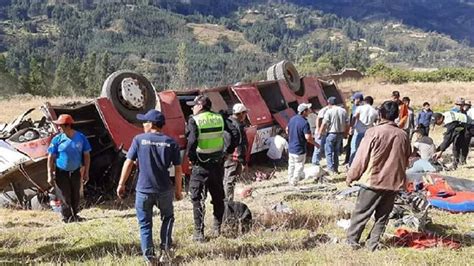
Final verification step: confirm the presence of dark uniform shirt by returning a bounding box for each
[186,111,239,164]
[127,132,181,193]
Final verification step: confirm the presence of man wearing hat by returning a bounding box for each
[117,109,183,264]
[223,103,248,202]
[286,103,317,186]
[47,114,91,223]
[451,97,466,113]
[318,97,348,174]
[432,110,470,168]
[185,95,239,242]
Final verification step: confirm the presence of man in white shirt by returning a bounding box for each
[349,96,378,166]
[265,130,289,167]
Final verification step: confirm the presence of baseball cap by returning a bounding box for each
[186,95,212,108]
[232,103,248,114]
[136,109,165,126]
[53,114,74,125]
[297,103,312,114]
[351,92,364,101]
[327,97,337,105]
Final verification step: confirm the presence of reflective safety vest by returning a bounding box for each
[193,111,224,154]
[443,111,468,125]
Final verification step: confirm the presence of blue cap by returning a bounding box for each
[136,109,165,126]
[352,92,364,101]
[327,97,337,105]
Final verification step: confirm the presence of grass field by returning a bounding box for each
[1,82,474,264]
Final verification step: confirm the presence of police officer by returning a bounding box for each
[223,103,248,202]
[186,95,238,242]
[432,111,471,168]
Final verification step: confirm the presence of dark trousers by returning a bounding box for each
[453,131,468,166]
[347,187,397,251]
[190,161,225,233]
[460,131,471,165]
[223,159,242,202]
[55,168,81,220]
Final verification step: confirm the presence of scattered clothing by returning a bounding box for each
[390,229,461,249]
[406,159,438,174]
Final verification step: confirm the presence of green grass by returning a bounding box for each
[1,127,474,264]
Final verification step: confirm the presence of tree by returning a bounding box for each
[52,56,72,96]
[82,52,97,97]
[28,58,49,96]
[169,42,189,90]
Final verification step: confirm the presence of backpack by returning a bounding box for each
[222,201,252,236]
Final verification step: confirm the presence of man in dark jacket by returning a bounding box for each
[416,102,433,136]
[346,101,411,251]
[186,95,239,242]
[223,103,248,202]
[432,111,470,168]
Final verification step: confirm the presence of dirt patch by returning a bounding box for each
[187,23,261,52]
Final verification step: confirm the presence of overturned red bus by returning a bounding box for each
[0,63,344,209]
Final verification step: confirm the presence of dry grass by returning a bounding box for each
[0,95,91,123]
[187,23,261,52]
[339,78,474,111]
[1,92,474,264]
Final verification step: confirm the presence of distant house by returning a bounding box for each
[320,68,364,82]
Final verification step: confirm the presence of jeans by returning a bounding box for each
[311,134,326,165]
[325,133,343,172]
[349,131,365,166]
[135,190,175,261]
[288,153,306,184]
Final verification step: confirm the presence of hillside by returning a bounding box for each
[0,1,473,97]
